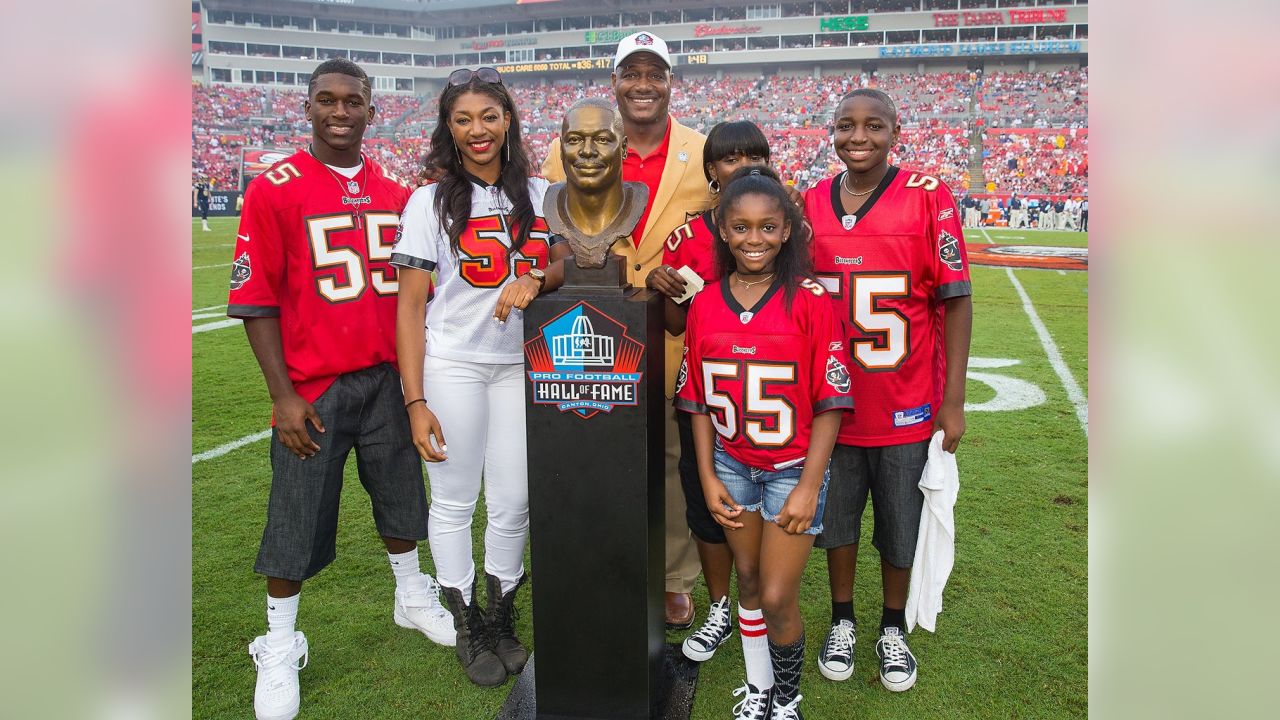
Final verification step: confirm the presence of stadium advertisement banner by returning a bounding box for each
[879,40,1082,58]
[240,147,294,187]
[496,57,612,75]
[194,190,241,218]
[693,24,763,37]
[819,16,870,32]
[933,8,1069,27]
[461,36,537,51]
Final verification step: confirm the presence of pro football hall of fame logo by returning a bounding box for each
[524,301,645,419]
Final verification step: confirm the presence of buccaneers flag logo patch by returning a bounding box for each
[937,230,963,272]
[229,252,252,290]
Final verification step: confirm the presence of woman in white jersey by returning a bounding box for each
[392,67,569,687]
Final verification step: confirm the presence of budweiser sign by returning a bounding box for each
[693,24,762,38]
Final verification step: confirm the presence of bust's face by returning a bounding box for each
[560,106,626,195]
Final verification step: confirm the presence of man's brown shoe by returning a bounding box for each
[665,592,694,630]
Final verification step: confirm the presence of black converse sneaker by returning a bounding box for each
[875,626,917,692]
[731,682,771,720]
[769,692,803,720]
[818,619,856,681]
[682,595,733,662]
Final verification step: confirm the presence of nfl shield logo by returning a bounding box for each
[636,33,653,45]
[842,215,856,230]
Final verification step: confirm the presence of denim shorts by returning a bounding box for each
[255,363,428,582]
[712,443,830,536]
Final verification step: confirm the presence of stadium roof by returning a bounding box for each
[205,0,731,25]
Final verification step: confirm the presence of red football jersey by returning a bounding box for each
[227,150,414,403]
[674,279,853,470]
[663,209,720,283]
[803,166,971,447]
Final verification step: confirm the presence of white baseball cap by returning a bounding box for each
[613,32,672,70]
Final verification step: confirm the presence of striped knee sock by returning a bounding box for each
[738,605,773,690]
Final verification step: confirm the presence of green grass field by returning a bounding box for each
[193,218,1088,719]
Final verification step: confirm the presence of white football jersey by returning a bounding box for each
[392,176,552,364]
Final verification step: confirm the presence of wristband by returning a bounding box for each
[405,398,427,409]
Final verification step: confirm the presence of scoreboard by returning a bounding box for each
[496,53,707,76]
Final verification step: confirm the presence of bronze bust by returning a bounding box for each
[544,98,649,269]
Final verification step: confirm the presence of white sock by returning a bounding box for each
[739,605,773,690]
[266,593,300,646]
[388,548,429,593]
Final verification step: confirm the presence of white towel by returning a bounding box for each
[905,430,959,633]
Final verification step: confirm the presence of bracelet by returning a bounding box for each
[404,398,427,409]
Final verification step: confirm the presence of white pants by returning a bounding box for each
[423,355,528,598]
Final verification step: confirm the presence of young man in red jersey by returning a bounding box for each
[226,59,451,720]
[802,89,972,694]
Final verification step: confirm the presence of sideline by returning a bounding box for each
[980,228,1089,436]
[192,429,271,464]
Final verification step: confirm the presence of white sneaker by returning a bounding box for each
[394,574,456,647]
[731,682,771,720]
[818,619,856,681]
[248,631,308,720]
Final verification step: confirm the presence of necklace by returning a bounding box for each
[310,145,369,229]
[841,172,878,197]
[735,272,774,289]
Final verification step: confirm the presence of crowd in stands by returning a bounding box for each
[976,68,1088,127]
[981,128,1088,198]
[193,68,1088,200]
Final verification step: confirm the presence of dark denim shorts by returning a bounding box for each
[814,440,930,568]
[255,363,428,582]
[676,411,726,544]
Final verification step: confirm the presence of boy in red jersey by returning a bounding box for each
[226,59,451,720]
[802,89,972,693]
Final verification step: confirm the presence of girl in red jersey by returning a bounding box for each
[675,168,853,720]
[646,120,772,668]
[802,88,972,693]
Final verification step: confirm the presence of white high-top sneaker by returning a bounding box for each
[248,631,308,720]
[394,573,456,646]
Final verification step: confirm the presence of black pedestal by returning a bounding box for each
[496,646,701,720]
[518,259,669,719]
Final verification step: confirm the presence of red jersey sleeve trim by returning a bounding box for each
[936,280,972,300]
[673,397,707,415]
[227,304,280,318]
[815,396,855,414]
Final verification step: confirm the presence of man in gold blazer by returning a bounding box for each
[542,31,711,630]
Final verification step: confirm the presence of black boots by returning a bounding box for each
[485,572,528,675]
[441,584,506,687]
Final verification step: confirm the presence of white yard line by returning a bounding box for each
[980,228,1089,436]
[193,304,227,313]
[191,311,226,321]
[192,429,271,464]
[193,262,231,270]
[1058,270,1067,276]
[193,318,242,334]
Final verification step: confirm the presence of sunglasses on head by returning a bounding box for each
[447,67,503,87]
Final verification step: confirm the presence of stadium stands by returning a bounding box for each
[193,68,1087,199]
